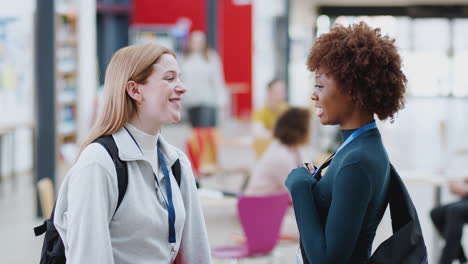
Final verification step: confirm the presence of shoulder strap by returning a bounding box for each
[94,136,182,213]
[94,135,128,215]
[171,159,182,187]
[388,164,419,232]
[300,240,311,264]
[35,135,129,236]
[369,164,428,263]
[35,137,182,237]
[313,155,333,181]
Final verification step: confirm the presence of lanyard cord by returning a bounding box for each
[314,121,377,180]
[157,148,177,244]
[123,127,177,244]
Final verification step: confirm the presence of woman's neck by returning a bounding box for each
[340,111,374,130]
[128,115,160,136]
[125,123,159,151]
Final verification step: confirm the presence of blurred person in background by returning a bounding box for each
[54,44,212,264]
[431,178,468,264]
[180,30,226,128]
[245,107,310,195]
[245,107,310,241]
[286,22,406,263]
[250,79,289,159]
[251,79,288,139]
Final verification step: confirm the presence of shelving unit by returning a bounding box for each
[96,0,131,84]
[55,11,78,163]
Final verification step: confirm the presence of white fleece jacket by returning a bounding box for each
[54,126,212,264]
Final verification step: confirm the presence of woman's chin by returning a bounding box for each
[319,118,334,126]
[169,113,181,123]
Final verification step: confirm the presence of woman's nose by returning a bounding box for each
[311,91,318,101]
[176,81,186,95]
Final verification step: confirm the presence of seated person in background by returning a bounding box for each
[431,178,468,264]
[245,107,310,195]
[251,79,288,139]
[245,107,310,241]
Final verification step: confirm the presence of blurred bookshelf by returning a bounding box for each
[55,10,79,165]
[96,0,131,84]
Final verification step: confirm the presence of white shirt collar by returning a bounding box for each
[124,123,159,152]
[112,126,179,168]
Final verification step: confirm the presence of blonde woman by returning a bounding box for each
[53,44,212,263]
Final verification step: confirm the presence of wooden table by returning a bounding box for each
[0,121,34,185]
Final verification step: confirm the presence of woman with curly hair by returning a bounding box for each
[286,22,407,263]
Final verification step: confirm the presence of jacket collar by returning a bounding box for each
[112,127,179,168]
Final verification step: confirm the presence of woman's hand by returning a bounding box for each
[285,166,316,193]
[449,180,468,197]
[303,163,316,174]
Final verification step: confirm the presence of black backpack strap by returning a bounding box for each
[34,202,58,236]
[95,135,180,214]
[369,164,428,263]
[314,155,333,181]
[300,240,310,264]
[171,159,182,187]
[93,135,128,215]
[34,220,48,236]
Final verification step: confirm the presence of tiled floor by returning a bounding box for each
[2,97,468,263]
[1,175,43,264]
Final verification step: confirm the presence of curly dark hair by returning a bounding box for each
[273,107,310,146]
[307,22,406,121]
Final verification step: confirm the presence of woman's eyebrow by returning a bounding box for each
[163,70,178,75]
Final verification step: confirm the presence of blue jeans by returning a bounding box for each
[187,105,217,128]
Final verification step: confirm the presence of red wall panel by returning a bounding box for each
[219,0,252,118]
[132,0,252,118]
[132,0,206,31]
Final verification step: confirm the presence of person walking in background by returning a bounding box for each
[431,178,468,264]
[54,44,212,263]
[286,22,407,263]
[180,30,226,128]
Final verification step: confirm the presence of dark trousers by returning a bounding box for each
[187,105,217,128]
[430,198,468,264]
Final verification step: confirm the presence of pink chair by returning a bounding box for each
[211,192,291,263]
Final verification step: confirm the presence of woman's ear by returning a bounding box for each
[126,81,143,103]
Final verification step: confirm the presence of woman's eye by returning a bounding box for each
[314,85,323,89]
[166,77,175,82]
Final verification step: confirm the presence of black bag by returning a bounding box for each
[300,164,428,264]
[33,135,182,264]
[368,164,428,264]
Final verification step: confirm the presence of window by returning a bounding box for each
[316,13,468,98]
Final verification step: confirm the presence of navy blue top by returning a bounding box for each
[286,127,390,263]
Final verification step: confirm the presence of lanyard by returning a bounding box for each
[124,127,177,246]
[314,121,377,180]
[157,148,177,244]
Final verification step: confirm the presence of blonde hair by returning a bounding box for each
[80,43,175,154]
